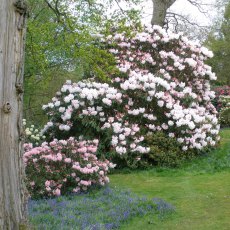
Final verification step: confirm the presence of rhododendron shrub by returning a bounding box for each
[42,25,220,167]
[42,80,150,167]
[24,138,115,198]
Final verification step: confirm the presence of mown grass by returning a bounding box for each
[110,128,230,230]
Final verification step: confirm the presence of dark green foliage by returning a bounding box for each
[142,132,199,167]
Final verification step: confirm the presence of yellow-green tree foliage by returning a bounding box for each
[24,0,141,124]
[206,2,230,85]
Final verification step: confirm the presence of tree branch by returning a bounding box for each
[166,12,208,28]
[114,0,126,14]
[44,0,63,22]
[186,0,213,15]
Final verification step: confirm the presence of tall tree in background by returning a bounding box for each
[151,0,176,26]
[150,0,215,39]
[0,0,28,228]
[206,1,230,85]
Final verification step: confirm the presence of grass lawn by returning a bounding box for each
[110,128,230,230]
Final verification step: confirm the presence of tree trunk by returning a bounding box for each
[151,0,176,26]
[0,0,28,229]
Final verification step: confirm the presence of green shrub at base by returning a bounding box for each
[219,107,230,127]
[142,132,200,167]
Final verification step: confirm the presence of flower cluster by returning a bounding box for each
[42,25,220,166]
[24,137,115,198]
[23,119,46,146]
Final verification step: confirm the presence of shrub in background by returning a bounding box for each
[24,137,115,198]
[212,85,230,111]
[41,25,220,168]
[219,95,230,127]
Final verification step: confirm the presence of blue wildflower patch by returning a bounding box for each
[28,186,175,229]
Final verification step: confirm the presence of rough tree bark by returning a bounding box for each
[0,0,28,229]
[151,0,176,26]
